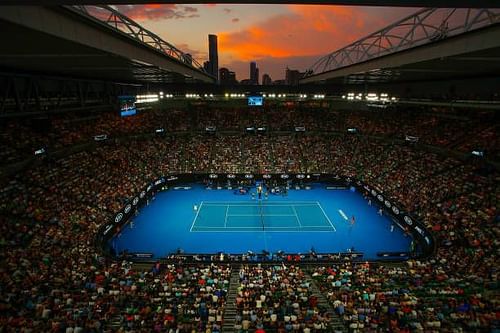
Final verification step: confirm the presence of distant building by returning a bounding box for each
[208,34,219,81]
[273,79,286,85]
[262,74,272,85]
[250,62,259,85]
[285,67,304,86]
[219,67,237,85]
[240,79,253,85]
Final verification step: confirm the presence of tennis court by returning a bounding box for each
[112,184,411,258]
[190,201,336,232]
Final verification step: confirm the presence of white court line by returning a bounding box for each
[193,226,304,229]
[191,230,335,233]
[317,202,337,232]
[192,225,331,229]
[224,205,229,228]
[338,209,348,221]
[291,205,302,228]
[191,201,336,233]
[227,214,296,217]
[205,203,316,207]
[190,201,204,232]
[202,201,319,204]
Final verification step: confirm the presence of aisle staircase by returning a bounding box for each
[222,267,241,333]
[107,314,123,331]
[305,272,347,333]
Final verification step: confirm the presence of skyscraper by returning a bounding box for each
[250,61,259,85]
[208,34,218,82]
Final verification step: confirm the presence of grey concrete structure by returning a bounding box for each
[0,6,214,84]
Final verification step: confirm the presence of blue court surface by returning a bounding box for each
[191,201,335,232]
[111,184,411,259]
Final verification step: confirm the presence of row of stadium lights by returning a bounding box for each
[225,93,246,98]
[343,92,397,102]
[136,92,177,104]
[137,92,394,103]
[223,93,325,99]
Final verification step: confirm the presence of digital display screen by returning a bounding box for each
[119,96,137,117]
[248,96,263,106]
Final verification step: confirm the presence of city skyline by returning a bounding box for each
[112,4,417,79]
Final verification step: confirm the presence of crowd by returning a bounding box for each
[0,105,498,332]
[312,261,498,332]
[1,104,498,167]
[234,265,330,332]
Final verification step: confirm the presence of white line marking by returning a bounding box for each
[291,205,302,228]
[190,201,204,232]
[338,209,348,221]
[190,201,336,233]
[193,226,303,229]
[205,203,316,207]
[191,230,335,233]
[192,225,332,230]
[224,205,229,228]
[227,214,296,217]
[202,201,319,204]
[317,202,337,232]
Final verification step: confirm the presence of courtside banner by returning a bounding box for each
[102,176,170,242]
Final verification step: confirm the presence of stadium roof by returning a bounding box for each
[302,8,500,85]
[0,6,214,84]
[5,0,500,7]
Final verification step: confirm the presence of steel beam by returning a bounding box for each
[0,71,141,116]
[0,6,214,83]
[305,8,500,78]
[301,24,500,83]
[302,7,500,84]
[4,0,500,8]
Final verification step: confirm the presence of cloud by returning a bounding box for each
[232,18,240,23]
[218,5,416,68]
[114,4,200,21]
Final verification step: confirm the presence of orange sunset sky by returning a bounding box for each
[112,4,417,80]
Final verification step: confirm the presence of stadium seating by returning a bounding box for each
[0,106,498,332]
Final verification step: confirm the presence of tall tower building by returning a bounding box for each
[208,34,219,81]
[250,61,259,85]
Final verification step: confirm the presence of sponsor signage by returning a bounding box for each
[103,224,113,235]
[114,213,123,223]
